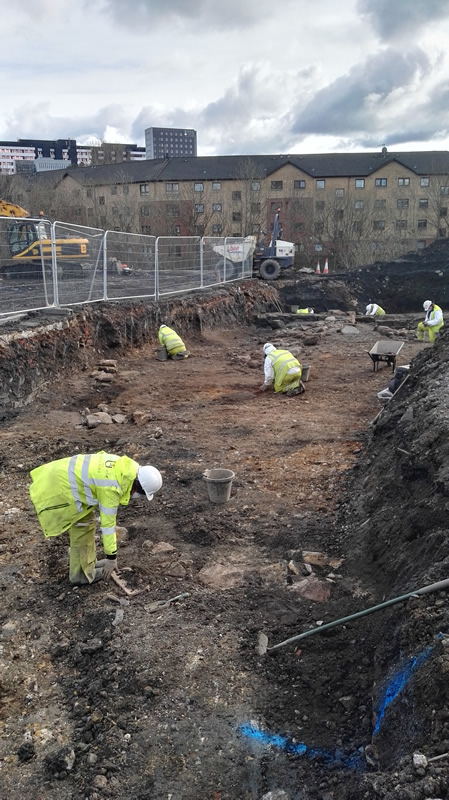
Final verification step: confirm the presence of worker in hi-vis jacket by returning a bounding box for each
[29,451,162,585]
[365,303,386,316]
[417,300,444,343]
[158,324,189,359]
[261,343,304,397]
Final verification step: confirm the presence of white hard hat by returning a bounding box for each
[263,343,275,355]
[137,465,163,501]
[423,300,432,311]
[366,304,373,314]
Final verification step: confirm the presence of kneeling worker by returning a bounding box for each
[261,343,304,397]
[29,451,163,586]
[158,324,189,359]
[417,301,444,342]
[365,303,386,316]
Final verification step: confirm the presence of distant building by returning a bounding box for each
[145,127,197,160]
[0,138,145,174]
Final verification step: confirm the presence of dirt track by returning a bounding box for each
[0,313,437,799]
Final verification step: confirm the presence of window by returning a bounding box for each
[396,220,407,229]
[315,200,325,211]
[194,224,205,236]
[166,182,179,193]
[175,225,181,235]
[294,180,306,190]
[397,199,409,208]
[232,191,241,201]
[439,228,447,237]
[140,184,149,195]
[252,181,260,191]
[314,222,324,234]
[271,181,283,190]
[421,177,430,187]
[335,188,344,197]
[98,196,105,206]
[212,203,222,212]
[336,209,344,219]
[375,178,387,187]
[111,186,117,195]
[355,179,365,189]
[375,199,386,209]
[212,224,223,234]
[86,188,92,199]
[271,201,283,211]
[195,203,204,213]
[371,241,384,252]
[440,207,448,217]
[232,232,241,237]
[141,225,151,234]
[167,205,179,216]
[419,198,428,208]
[123,185,129,195]
[417,219,427,228]
[140,205,149,216]
[353,221,361,233]
[354,200,364,209]
[373,220,385,230]
[232,211,242,222]
[398,178,410,186]
[314,243,323,252]
[251,202,261,213]
[194,183,204,192]
[316,179,325,190]
[252,223,261,234]
[417,240,426,250]
[75,207,82,216]
[441,186,449,195]
[294,222,305,232]
[212,182,221,191]
[87,207,94,217]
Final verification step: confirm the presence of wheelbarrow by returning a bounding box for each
[368,340,404,373]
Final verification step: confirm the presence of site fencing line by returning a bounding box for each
[0,217,251,317]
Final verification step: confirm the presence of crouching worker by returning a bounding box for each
[29,452,162,585]
[365,303,386,316]
[158,324,190,360]
[417,301,444,343]
[261,343,304,397]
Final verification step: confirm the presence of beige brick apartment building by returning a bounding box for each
[18,147,449,268]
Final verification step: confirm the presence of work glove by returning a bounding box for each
[102,557,117,579]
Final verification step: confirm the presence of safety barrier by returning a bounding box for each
[0,218,251,317]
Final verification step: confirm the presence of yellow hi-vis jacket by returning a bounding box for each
[296,308,310,314]
[158,325,186,355]
[29,452,139,556]
[374,305,386,315]
[267,349,302,393]
[427,304,444,329]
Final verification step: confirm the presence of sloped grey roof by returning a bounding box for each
[29,150,449,188]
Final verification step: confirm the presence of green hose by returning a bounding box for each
[262,577,449,653]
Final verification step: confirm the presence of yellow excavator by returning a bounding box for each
[0,200,90,279]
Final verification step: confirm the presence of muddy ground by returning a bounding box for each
[0,292,448,800]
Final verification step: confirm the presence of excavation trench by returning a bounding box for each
[0,283,448,800]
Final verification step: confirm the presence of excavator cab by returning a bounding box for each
[8,221,39,257]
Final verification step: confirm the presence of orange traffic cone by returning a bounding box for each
[323,258,329,275]
[315,260,321,274]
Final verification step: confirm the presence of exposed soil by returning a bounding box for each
[0,287,448,800]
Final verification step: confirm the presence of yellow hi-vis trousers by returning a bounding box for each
[417,321,443,342]
[69,512,96,584]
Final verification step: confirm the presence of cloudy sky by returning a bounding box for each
[3,0,449,156]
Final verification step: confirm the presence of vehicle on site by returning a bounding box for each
[213,207,294,281]
[0,200,90,279]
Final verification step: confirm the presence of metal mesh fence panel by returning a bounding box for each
[0,216,55,315]
[52,221,105,307]
[103,230,156,300]
[156,236,203,297]
[202,236,254,285]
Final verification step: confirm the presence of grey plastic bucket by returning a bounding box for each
[302,364,311,382]
[203,468,235,504]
